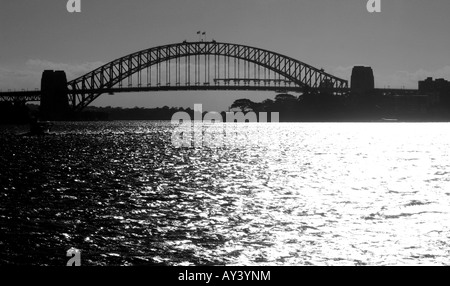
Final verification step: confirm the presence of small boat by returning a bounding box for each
[19,120,54,136]
[380,118,398,122]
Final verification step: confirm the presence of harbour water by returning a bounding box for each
[1,121,449,265]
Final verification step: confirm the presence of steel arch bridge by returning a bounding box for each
[67,41,348,111]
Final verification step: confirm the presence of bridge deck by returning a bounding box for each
[0,87,422,103]
[0,90,41,102]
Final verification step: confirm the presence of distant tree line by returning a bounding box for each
[80,105,190,121]
[228,89,450,122]
[2,87,450,124]
[0,102,31,124]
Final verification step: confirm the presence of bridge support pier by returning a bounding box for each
[351,66,374,95]
[40,70,70,120]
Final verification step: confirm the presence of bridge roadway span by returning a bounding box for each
[0,87,419,103]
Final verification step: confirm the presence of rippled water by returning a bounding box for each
[1,121,449,266]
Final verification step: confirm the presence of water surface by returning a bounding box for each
[1,121,449,265]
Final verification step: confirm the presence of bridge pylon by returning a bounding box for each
[40,70,70,120]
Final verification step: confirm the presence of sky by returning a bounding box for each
[1,0,449,111]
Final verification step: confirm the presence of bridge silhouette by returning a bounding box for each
[0,40,422,118]
[0,41,351,112]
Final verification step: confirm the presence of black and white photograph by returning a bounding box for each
[1,0,449,270]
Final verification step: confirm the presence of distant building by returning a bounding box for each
[351,66,374,94]
[419,77,450,108]
[419,77,450,93]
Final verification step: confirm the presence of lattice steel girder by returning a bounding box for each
[0,94,40,102]
[67,41,348,111]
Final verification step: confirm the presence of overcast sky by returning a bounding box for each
[1,0,449,111]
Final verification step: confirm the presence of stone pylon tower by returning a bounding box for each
[351,66,375,94]
[40,70,70,120]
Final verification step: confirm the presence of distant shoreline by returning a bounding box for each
[2,102,450,124]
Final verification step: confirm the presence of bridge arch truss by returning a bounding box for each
[67,41,348,111]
